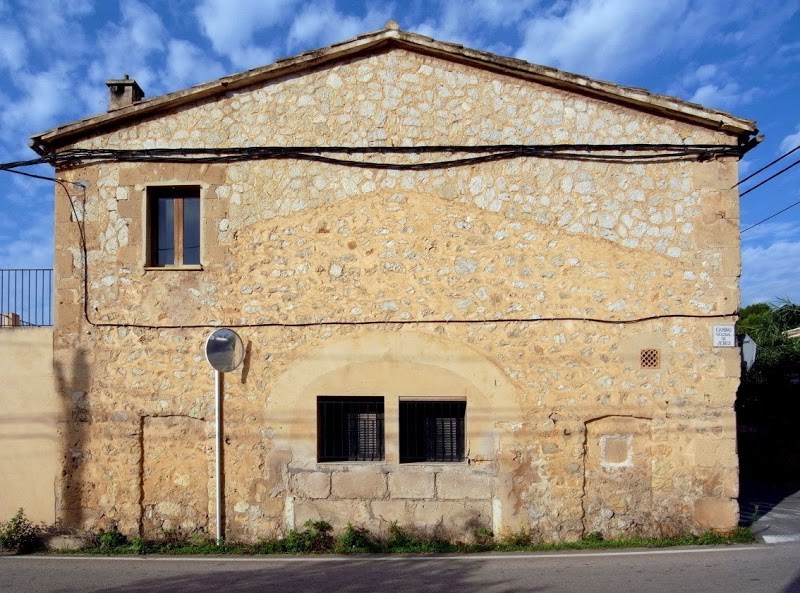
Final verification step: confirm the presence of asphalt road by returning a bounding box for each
[2,544,800,593]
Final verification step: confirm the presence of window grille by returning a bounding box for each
[400,400,466,463]
[317,396,384,462]
[640,348,660,369]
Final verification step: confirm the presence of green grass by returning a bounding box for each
[43,522,755,556]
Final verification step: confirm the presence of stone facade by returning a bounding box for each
[33,27,755,542]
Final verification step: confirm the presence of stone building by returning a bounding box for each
[29,24,758,542]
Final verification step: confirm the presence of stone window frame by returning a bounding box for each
[317,396,385,462]
[144,184,203,270]
[398,398,467,464]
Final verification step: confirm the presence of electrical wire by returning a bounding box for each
[735,143,800,188]
[2,143,745,330]
[742,198,800,234]
[2,167,86,186]
[1,142,747,175]
[739,157,800,198]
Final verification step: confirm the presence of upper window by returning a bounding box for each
[317,396,384,462]
[148,186,200,267]
[399,400,466,463]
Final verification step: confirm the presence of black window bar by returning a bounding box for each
[400,400,466,463]
[317,396,384,462]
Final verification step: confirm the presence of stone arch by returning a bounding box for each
[581,415,653,538]
[264,329,525,534]
[266,330,521,462]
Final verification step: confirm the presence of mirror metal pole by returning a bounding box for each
[215,369,223,544]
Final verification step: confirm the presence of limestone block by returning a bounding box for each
[693,497,738,530]
[116,193,139,218]
[290,471,331,499]
[40,533,95,551]
[693,439,721,468]
[436,472,493,500]
[388,471,435,499]
[369,500,412,527]
[410,500,492,539]
[331,471,387,499]
[691,161,738,191]
[720,247,742,277]
[293,499,372,530]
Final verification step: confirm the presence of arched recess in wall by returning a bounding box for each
[582,415,653,538]
[265,330,523,463]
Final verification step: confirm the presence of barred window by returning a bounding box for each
[400,400,466,463]
[317,396,384,462]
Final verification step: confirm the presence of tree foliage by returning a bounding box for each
[737,300,800,384]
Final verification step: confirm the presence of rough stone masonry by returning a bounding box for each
[31,26,756,543]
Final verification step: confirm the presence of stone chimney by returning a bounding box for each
[105,74,144,111]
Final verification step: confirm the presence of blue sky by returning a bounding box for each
[0,0,798,306]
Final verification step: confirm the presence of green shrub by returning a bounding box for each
[98,525,127,550]
[0,509,38,554]
[387,522,413,548]
[500,527,535,548]
[334,523,378,553]
[281,520,334,553]
[474,527,494,546]
[384,522,452,553]
[130,536,149,555]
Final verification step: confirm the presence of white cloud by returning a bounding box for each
[16,0,93,59]
[742,238,800,305]
[161,40,226,91]
[1,62,75,137]
[410,0,537,54]
[688,82,756,110]
[693,64,717,81]
[0,199,54,270]
[669,60,759,110]
[741,220,799,245]
[0,25,25,72]
[515,0,692,80]
[120,0,168,54]
[287,1,391,51]
[195,0,295,68]
[85,1,171,104]
[775,41,800,63]
[780,124,800,154]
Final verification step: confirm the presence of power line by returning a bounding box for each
[10,166,741,331]
[735,143,800,188]
[1,167,86,186]
[742,198,800,233]
[740,156,800,197]
[0,142,748,175]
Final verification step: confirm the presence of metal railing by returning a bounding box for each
[0,269,53,327]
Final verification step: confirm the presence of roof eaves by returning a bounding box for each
[29,27,756,155]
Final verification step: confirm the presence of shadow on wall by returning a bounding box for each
[53,346,91,528]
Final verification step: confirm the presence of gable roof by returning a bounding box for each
[30,23,757,155]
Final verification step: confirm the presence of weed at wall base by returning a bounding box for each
[0,509,38,554]
[16,516,755,556]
